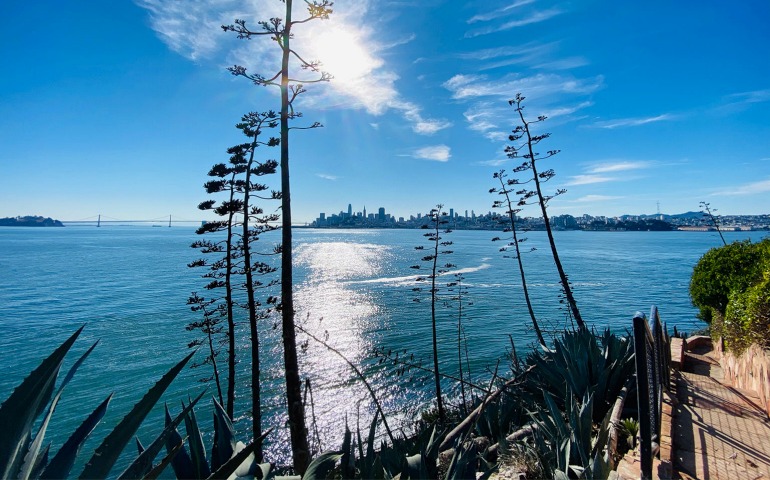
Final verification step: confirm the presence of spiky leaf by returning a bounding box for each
[0,325,84,479]
[40,394,112,479]
[78,351,195,479]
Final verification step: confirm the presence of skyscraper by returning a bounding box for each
[348,203,353,217]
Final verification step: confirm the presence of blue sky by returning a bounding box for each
[2,1,769,224]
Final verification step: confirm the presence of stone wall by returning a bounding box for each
[714,339,770,417]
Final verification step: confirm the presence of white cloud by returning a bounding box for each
[467,0,536,24]
[444,73,603,101]
[466,8,563,38]
[135,0,447,135]
[316,173,338,181]
[713,178,770,196]
[474,158,509,167]
[564,174,614,186]
[449,76,599,142]
[534,57,589,71]
[588,161,651,173]
[412,145,451,162]
[574,195,623,202]
[726,89,770,104]
[591,114,674,129]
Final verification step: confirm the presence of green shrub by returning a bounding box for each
[689,239,766,323]
[691,238,770,353]
[719,275,770,354]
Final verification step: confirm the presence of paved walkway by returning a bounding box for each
[672,345,770,479]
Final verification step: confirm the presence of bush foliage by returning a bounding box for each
[690,238,770,353]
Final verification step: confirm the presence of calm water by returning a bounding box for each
[0,226,765,473]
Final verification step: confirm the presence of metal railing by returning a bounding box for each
[632,306,670,480]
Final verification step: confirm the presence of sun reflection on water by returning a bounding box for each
[291,241,396,450]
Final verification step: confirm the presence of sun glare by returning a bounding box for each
[312,29,379,84]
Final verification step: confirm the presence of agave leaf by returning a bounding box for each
[28,444,49,480]
[206,428,270,480]
[210,397,235,471]
[403,453,428,480]
[79,351,195,479]
[251,461,274,480]
[20,340,98,480]
[541,391,569,440]
[370,452,392,480]
[554,469,571,480]
[340,421,354,479]
[118,390,205,480]
[164,404,194,480]
[136,437,145,455]
[41,393,112,479]
[302,452,343,480]
[355,419,367,478]
[0,325,84,479]
[143,436,186,480]
[183,399,211,479]
[365,414,377,470]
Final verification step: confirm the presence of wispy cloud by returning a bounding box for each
[398,102,453,134]
[591,114,674,129]
[411,145,452,162]
[444,73,603,101]
[473,158,509,167]
[316,173,338,181]
[467,0,536,24]
[588,161,651,173]
[135,0,448,135]
[448,75,599,141]
[466,8,563,38]
[726,89,770,105]
[713,178,770,196]
[564,174,614,186]
[713,89,770,115]
[573,194,623,202]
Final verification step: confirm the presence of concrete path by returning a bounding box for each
[672,346,770,479]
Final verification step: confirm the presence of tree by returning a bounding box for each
[700,201,727,246]
[505,94,585,328]
[190,111,281,462]
[411,204,455,422]
[186,292,225,408]
[446,273,472,416]
[190,159,243,420]
[490,169,546,347]
[223,2,332,472]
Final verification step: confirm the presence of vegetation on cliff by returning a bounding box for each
[0,216,63,227]
[690,238,770,353]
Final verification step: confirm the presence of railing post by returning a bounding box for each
[633,312,654,480]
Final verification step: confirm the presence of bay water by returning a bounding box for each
[0,226,764,473]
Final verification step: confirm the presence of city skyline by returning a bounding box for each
[310,201,770,227]
[2,2,769,224]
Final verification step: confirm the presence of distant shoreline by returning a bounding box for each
[0,216,64,227]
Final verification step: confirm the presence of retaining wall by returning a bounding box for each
[714,339,770,417]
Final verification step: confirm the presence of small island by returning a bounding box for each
[0,216,64,227]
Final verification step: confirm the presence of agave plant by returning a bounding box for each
[0,326,200,479]
[0,326,271,480]
[522,326,635,424]
[529,389,612,479]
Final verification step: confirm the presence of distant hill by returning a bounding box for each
[0,216,64,227]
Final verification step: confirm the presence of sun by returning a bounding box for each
[311,29,380,84]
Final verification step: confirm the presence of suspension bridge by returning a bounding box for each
[62,214,202,227]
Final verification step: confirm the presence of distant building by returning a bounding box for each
[378,207,385,222]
